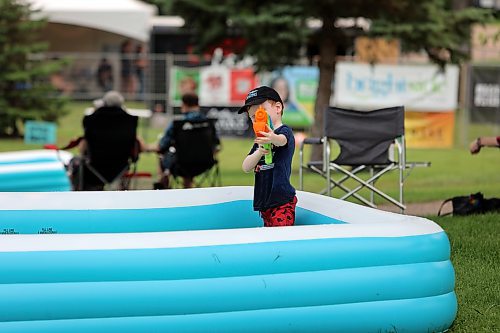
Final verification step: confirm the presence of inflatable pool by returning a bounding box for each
[0,186,456,332]
[0,150,72,192]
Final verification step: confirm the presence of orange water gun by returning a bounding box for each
[253,106,273,164]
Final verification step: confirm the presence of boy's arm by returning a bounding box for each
[242,147,267,173]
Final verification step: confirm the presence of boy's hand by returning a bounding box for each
[257,145,269,155]
[255,125,287,147]
[255,125,276,145]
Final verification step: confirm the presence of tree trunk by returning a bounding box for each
[310,17,336,162]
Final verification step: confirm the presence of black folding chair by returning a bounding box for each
[299,106,430,213]
[166,118,221,188]
[74,106,141,191]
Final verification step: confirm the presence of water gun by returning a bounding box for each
[253,106,273,165]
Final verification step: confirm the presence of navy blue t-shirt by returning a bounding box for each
[248,125,296,211]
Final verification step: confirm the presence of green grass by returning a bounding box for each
[1,102,499,331]
[3,101,499,204]
[431,213,500,332]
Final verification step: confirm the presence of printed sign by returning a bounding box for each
[169,67,200,104]
[405,111,455,148]
[206,106,252,137]
[264,66,318,128]
[334,62,459,111]
[230,69,258,103]
[24,121,57,144]
[469,65,500,124]
[199,66,230,105]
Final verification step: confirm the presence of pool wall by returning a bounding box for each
[0,187,457,332]
[0,150,71,192]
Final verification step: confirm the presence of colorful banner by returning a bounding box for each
[169,67,200,103]
[230,69,258,103]
[263,66,318,128]
[170,65,316,128]
[334,62,459,111]
[404,111,455,148]
[170,66,258,107]
[199,66,230,105]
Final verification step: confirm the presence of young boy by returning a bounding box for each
[239,86,297,227]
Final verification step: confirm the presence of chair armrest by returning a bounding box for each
[302,137,323,145]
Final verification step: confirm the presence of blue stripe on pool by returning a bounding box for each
[0,201,345,234]
[0,232,451,283]
[0,261,455,321]
[0,292,457,333]
[0,157,59,165]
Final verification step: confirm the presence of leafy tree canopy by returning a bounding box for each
[166,0,493,159]
[170,0,493,70]
[0,0,67,137]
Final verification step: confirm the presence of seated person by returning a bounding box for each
[150,93,220,189]
[67,91,147,190]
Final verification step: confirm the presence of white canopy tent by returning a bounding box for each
[29,0,157,42]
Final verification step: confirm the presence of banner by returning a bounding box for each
[405,111,455,148]
[468,65,500,124]
[230,69,258,103]
[205,106,252,137]
[170,65,316,129]
[334,62,459,111]
[262,66,318,128]
[169,67,200,104]
[199,66,230,105]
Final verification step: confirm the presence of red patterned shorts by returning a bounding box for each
[260,196,298,227]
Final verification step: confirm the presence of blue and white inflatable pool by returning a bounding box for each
[0,186,456,332]
[0,150,72,192]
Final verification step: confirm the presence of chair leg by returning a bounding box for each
[78,158,84,191]
[183,177,194,189]
[161,172,171,189]
[333,164,406,210]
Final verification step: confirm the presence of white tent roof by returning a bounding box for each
[29,0,157,42]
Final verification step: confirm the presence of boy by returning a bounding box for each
[239,86,297,227]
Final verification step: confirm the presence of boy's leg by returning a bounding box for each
[261,196,298,227]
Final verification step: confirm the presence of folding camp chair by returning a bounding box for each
[164,118,221,188]
[73,105,142,191]
[299,106,430,213]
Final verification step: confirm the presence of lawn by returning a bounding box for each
[2,101,499,203]
[432,213,500,332]
[1,101,499,332]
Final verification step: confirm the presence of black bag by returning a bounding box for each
[438,192,500,216]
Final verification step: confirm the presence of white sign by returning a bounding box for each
[334,62,459,111]
[199,65,230,105]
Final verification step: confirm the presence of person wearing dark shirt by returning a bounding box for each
[96,58,113,92]
[151,93,219,189]
[240,86,297,227]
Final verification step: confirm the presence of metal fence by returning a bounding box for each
[45,52,254,137]
[43,52,500,143]
[45,52,173,107]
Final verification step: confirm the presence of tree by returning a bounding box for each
[0,0,67,137]
[169,0,492,160]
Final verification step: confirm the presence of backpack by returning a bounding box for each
[438,192,500,216]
